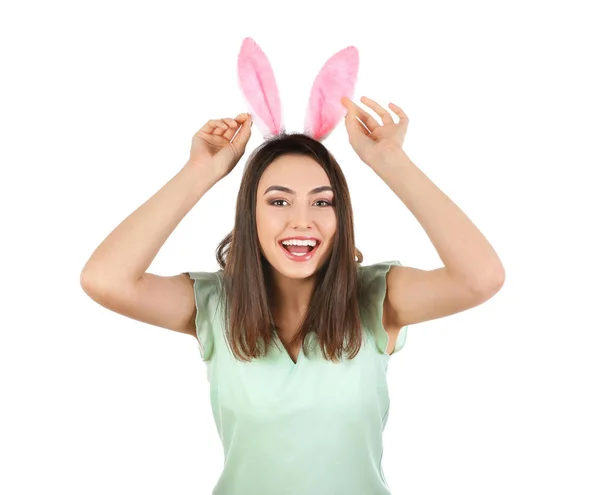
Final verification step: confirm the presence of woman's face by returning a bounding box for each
[256,154,336,279]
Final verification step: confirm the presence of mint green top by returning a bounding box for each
[186,260,409,495]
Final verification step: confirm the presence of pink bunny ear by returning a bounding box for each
[237,37,284,139]
[304,46,359,141]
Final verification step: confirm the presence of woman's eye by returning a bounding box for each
[269,199,332,207]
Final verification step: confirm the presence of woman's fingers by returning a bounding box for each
[223,113,248,140]
[360,96,395,125]
[220,119,238,139]
[224,114,249,140]
[223,114,250,140]
[199,119,227,136]
[388,102,409,122]
[202,118,234,139]
[202,118,239,132]
[344,97,380,132]
[198,113,251,142]
[211,119,229,130]
[198,130,230,144]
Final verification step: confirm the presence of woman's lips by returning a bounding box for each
[278,241,321,262]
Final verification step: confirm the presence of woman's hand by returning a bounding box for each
[341,96,408,166]
[188,113,253,179]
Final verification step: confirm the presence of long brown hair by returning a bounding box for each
[215,131,365,363]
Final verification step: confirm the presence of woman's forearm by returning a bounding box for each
[81,161,220,289]
[370,149,505,292]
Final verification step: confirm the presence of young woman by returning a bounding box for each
[80,96,504,494]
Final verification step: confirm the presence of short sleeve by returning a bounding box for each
[182,270,222,362]
[359,260,409,357]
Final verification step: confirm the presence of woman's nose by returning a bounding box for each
[289,205,312,228]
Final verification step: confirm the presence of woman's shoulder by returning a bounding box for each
[357,259,402,308]
[185,268,223,282]
[183,269,224,301]
[358,260,402,281]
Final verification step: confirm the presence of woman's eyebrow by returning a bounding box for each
[263,185,333,196]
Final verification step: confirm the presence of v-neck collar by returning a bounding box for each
[274,332,311,366]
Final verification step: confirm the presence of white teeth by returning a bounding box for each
[281,239,317,247]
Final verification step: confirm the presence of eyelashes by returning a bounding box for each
[269,199,333,207]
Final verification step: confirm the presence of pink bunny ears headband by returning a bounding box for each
[237,37,359,142]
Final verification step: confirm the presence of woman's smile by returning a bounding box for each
[278,238,322,262]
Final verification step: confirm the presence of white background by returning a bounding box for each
[2,0,599,493]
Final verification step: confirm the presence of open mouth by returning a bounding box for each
[280,242,318,254]
[278,240,321,260]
